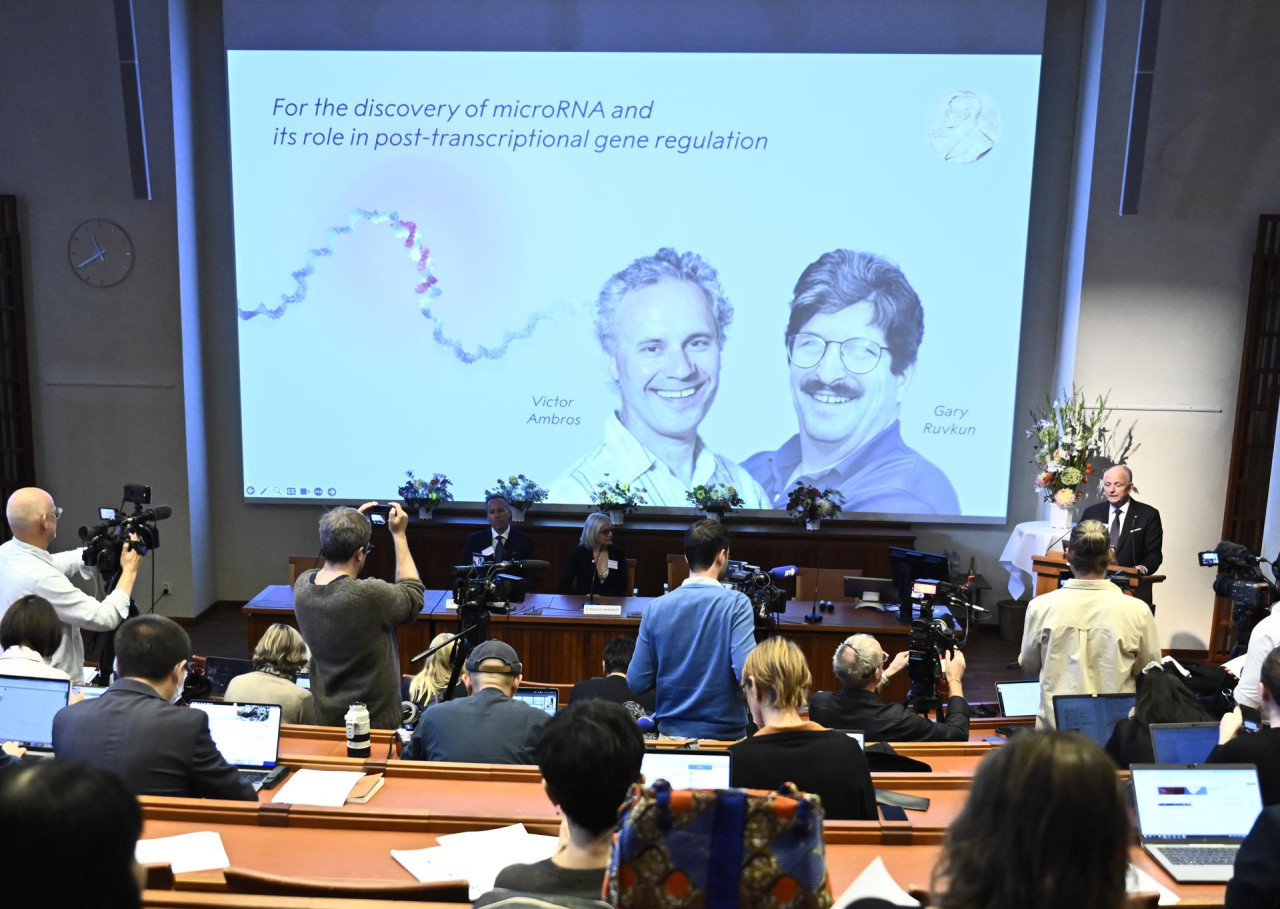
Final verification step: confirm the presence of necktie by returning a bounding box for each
[493,535,506,562]
[1110,508,1121,550]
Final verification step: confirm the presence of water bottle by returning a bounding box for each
[345,702,371,758]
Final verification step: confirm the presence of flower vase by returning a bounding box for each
[1049,503,1073,532]
[510,505,526,523]
[609,508,625,526]
[806,517,822,532]
[704,509,722,523]
[417,505,432,521]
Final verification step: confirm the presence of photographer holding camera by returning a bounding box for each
[0,487,143,680]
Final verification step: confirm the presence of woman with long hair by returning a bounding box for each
[1104,664,1212,766]
[560,513,628,596]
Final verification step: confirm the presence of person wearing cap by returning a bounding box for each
[406,640,549,763]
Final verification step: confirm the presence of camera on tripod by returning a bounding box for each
[725,559,789,626]
[905,579,962,715]
[1201,542,1276,656]
[78,484,171,578]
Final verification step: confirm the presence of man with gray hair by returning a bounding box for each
[294,501,424,729]
[808,632,971,741]
[550,248,768,507]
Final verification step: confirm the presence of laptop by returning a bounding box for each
[513,686,560,716]
[189,700,283,789]
[71,685,108,701]
[641,749,732,790]
[1052,693,1135,745]
[1150,723,1221,765]
[996,681,1041,718]
[295,673,311,690]
[202,656,253,696]
[839,730,866,748]
[0,675,70,752]
[1131,764,1263,882]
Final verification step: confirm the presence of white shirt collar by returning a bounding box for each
[680,575,725,588]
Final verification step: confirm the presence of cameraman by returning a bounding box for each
[808,634,972,742]
[0,488,143,680]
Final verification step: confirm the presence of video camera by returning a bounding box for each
[725,560,791,627]
[905,578,964,717]
[1201,542,1277,656]
[78,484,171,580]
[449,558,547,647]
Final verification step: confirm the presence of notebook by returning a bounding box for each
[1131,764,1263,882]
[1149,723,1221,765]
[190,700,283,789]
[512,686,559,716]
[641,749,732,790]
[1051,693,1135,745]
[201,656,253,696]
[0,675,70,751]
[996,681,1041,718]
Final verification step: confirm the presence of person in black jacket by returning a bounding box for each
[729,636,875,820]
[1103,663,1212,768]
[1226,804,1280,909]
[569,636,654,713]
[808,633,970,742]
[1210,644,1280,806]
[560,513,628,597]
[461,495,539,588]
[1079,464,1163,575]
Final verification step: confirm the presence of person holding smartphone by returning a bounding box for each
[1210,644,1280,806]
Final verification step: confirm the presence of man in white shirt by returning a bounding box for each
[0,488,143,680]
[1235,610,1280,710]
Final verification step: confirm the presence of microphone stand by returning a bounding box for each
[804,546,823,624]
[585,546,599,606]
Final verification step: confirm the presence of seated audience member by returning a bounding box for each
[294,502,425,730]
[729,637,875,820]
[929,731,1130,909]
[461,494,540,587]
[1019,519,1161,728]
[1103,663,1211,767]
[1210,644,1280,805]
[492,700,644,899]
[561,513,628,597]
[0,761,146,908]
[223,622,317,724]
[569,636,655,713]
[808,633,970,742]
[408,640,548,763]
[0,595,70,680]
[1226,804,1280,909]
[52,615,256,801]
[407,631,468,707]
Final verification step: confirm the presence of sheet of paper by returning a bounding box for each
[135,831,230,875]
[271,768,366,807]
[1127,863,1180,906]
[82,666,98,684]
[833,856,920,909]
[391,845,468,884]
[435,824,560,899]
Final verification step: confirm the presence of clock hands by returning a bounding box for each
[76,249,106,269]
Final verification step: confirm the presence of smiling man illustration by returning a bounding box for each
[551,248,768,507]
[744,249,959,515]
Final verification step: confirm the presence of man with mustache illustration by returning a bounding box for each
[551,248,768,508]
[744,249,959,515]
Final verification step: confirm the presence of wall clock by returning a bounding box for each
[68,218,134,287]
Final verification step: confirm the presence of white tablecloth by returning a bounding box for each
[998,520,1073,600]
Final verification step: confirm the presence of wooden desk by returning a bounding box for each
[1031,551,1165,608]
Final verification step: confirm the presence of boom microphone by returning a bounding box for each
[142,505,173,521]
[768,565,798,580]
[492,559,551,572]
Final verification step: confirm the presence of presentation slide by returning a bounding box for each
[228,50,1040,519]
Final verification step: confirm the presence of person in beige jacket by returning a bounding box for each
[224,623,316,724]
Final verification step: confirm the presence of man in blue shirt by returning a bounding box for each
[627,519,755,739]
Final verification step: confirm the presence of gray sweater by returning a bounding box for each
[293,571,425,729]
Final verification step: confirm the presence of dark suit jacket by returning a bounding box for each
[1081,498,1163,574]
[560,543,628,597]
[807,686,971,742]
[461,528,539,587]
[1225,805,1280,909]
[407,686,547,763]
[569,673,655,713]
[52,678,257,801]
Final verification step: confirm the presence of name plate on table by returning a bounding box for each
[583,603,623,616]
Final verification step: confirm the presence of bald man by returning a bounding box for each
[0,488,143,680]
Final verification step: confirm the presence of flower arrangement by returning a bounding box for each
[785,483,845,523]
[593,476,648,514]
[1027,387,1136,506]
[486,474,549,511]
[685,483,745,514]
[397,470,453,508]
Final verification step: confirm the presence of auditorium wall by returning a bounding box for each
[3,1,1280,653]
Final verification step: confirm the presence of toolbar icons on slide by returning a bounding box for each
[246,486,255,495]
[326,487,337,497]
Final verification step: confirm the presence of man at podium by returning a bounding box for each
[1081,465,1163,575]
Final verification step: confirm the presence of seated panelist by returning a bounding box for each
[461,494,539,588]
[560,513,628,596]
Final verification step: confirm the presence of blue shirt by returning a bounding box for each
[627,577,755,739]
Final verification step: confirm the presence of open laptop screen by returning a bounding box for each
[641,750,731,790]
[189,700,282,769]
[1149,723,1220,765]
[0,675,70,749]
[1052,693,1134,745]
[996,681,1040,718]
[202,656,253,696]
[1131,765,1262,841]
[513,687,559,716]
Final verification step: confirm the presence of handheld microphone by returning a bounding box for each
[767,565,798,581]
[637,715,656,734]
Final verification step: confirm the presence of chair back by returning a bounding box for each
[626,558,637,593]
[665,554,689,591]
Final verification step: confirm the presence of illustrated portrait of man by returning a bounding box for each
[936,90,995,164]
[744,249,959,515]
[550,248,768,507]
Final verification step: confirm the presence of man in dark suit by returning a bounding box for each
[1080,464,1163,575]
[461,494,539,588]
[52,615,256,801]
[569,636,655,713]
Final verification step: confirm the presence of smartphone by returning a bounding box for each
[880,805,908,822]
[1198,550,1219,567]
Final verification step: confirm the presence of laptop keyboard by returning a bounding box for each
[239,769,270,787]
[1156,845,1239,865]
